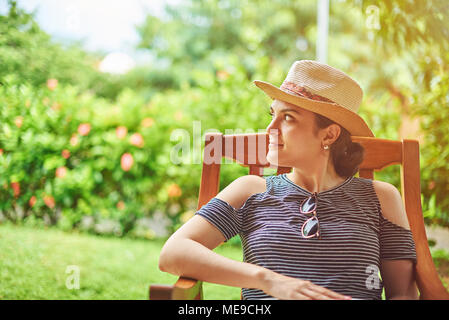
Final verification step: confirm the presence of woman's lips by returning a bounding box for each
[269,136,283,148]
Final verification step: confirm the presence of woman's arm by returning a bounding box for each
[159,214,349,300]
[159,175,268,289]
[158,175,350,300]
[158,214,270,289]
[380,259,418,300]
[373,180,418,300]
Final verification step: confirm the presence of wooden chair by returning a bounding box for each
[150,132,449,300]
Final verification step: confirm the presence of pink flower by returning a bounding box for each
[0,149,3,156]
[29,196,37,207]
[141,117,154,128]
[44,195,55,209]
[116,126,128,139]
[11,182,20,198]
[70,134,79,146]
[117,201,125,210]
[56,166,67,178]
[15,116,23,128]
[78,123,91,136]
[121,153,134,171]
[47,78,58,91]
[174,111,183,121]
[130,133,144,148]
[51,102,61,111]
[216,70,230,80]
[167,183,182,198]
[61,149,70,159]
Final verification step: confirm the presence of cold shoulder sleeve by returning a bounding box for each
[379,215,417,263]
[195,197,242,241]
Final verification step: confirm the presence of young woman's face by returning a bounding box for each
[266,100,323,168]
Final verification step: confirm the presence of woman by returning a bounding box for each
[158,60,417,300]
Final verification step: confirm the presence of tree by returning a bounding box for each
[0,0,118,99]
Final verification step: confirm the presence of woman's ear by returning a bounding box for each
[322,124,341,146]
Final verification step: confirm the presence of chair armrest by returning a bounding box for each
[150,276,203,300]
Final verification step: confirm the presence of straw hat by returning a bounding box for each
[254,60,374,137]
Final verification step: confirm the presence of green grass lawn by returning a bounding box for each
[0,223,242,300]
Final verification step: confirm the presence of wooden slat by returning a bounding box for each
[223,133,270,167]
[358,169,374,180]
[352,136,402,170]
[149,284,174,300]
[223,133,290,175]
[172,277,203,300]
[221,134,403,172]
[149,278,203,300]
[401,140,449,300]
[249,166,264,176]
[276,167,292,175]
[197,133,222,209]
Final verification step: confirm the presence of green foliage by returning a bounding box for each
[362,0,449,54]
[415,69,449,226]
[0,80,175,236]
[422,194,449,227]
[136,0,317,75]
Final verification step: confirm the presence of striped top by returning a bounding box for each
[195,174,417,300]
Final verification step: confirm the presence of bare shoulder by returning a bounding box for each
[372,180,411,229]
[215,175,267,210]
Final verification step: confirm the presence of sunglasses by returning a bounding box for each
[299,192,321,239]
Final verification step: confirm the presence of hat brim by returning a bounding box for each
[254,80,374,137]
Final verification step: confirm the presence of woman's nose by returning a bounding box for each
[266,116,277,132]
[266,119,280,140]
[267,117,279,135]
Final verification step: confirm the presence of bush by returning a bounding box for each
[0,80,172,236]
[0,58,274,237]
[414,70,449,227]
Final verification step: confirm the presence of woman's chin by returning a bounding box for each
[267,151,293,168]
[266,152,280,166]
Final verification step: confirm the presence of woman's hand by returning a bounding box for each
[260,270,352,300]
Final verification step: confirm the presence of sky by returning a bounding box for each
[3,0,180,66]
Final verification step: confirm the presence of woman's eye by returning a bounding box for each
[268,112,293,121]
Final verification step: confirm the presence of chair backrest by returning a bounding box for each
[197,132,449,300]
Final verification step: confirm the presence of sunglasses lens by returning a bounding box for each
[302,217,319,237]
[300,196,317,213]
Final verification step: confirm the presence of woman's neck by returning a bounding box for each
[286,165,345,194]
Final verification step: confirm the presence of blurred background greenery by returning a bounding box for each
[1,0,449,239]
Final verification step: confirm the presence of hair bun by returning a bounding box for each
[335,141,365,177]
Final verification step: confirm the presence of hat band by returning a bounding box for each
[280,81,336,104]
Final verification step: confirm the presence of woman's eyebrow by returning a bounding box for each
[269,106,300,114]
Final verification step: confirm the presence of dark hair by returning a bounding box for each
[313,114,365,178]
